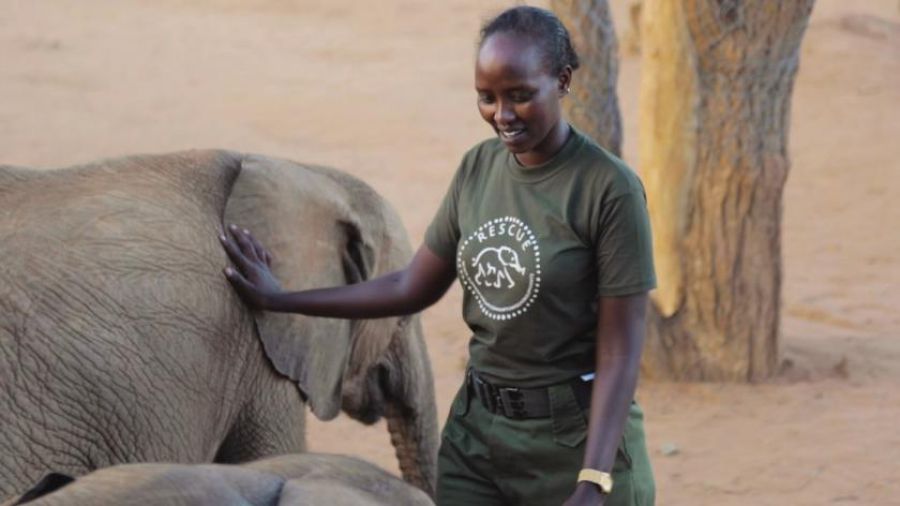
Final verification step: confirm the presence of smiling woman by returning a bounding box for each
[426,8,656,506]
[221,5,656,506]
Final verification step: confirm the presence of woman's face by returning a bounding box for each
[475,32,571,167]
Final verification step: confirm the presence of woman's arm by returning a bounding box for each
[564,292,649,505]
[220,225,457,319]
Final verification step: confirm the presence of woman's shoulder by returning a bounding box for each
[571,130,646,199]
[462,136,506,164]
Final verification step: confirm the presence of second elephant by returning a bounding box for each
[7,453,434,506]
[0,151,438,501]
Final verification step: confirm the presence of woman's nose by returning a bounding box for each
[493,100,515,125]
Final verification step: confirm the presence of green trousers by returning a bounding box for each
[436,381,655,506]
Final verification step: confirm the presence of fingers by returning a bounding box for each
[223,266,262,309]
[244,228,271,266]
[219,230,254,274]
[223,266,244,286]
[228,224,260,263]
[227,224,274,267]
[220,224,275,275]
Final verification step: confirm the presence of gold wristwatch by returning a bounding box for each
[577,468,613,494]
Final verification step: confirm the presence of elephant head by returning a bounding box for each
[0,151,437,499]
[224,155,438,493]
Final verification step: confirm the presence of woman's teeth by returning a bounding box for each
[501,129,524,139]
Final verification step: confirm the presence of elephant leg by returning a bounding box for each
[214,367,306,464]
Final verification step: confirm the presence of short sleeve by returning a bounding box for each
[424,165,464,264]
[595,189,657,296]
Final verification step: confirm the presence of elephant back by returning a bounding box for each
[0,150,248,493]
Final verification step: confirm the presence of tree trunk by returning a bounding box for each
[639,0,816,380]
[623,0,643,56]
[550,0,622,156]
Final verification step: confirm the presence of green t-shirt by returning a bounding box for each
[425,127,656,387]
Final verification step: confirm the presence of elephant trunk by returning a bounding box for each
[381,317,438,497]
[341,316,439,498]
[386,400,436,496]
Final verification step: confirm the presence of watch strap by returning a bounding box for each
[577,468,613,494]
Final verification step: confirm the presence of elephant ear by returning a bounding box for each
[224,155,384,420]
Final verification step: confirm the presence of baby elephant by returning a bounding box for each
[7,454,433,506]
[0,150,437,500]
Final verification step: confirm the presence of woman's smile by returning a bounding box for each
[498,127,527,143]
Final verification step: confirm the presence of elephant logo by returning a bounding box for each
[457,216,541,321]
[472,246,525,289]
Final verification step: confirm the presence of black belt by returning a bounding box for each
[467,369,592,420]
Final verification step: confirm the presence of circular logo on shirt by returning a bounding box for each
[457,217,541,321]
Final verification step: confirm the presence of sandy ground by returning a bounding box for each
[2,1,899,504]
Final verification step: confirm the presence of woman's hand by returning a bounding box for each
[220,224,282,310]
[561,482,604,506]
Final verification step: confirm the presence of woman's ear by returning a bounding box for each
[558,65,573,96]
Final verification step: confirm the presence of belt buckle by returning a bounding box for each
[473,374,497,413]
[498,387,528,418]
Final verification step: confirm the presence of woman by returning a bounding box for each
[221,6,655,506]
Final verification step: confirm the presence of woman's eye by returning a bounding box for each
[510,92,533,103]
[478,94,495,104]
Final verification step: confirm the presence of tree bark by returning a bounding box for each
[639,0,816,380]
[550,0,622,156]
[623,0,643,56]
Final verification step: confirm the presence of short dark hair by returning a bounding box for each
[478,5,580,75]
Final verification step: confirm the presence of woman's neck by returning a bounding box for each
[514,122,571,168]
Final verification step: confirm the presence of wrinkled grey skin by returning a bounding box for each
[0,151,438,501]
[3,453,434,506]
